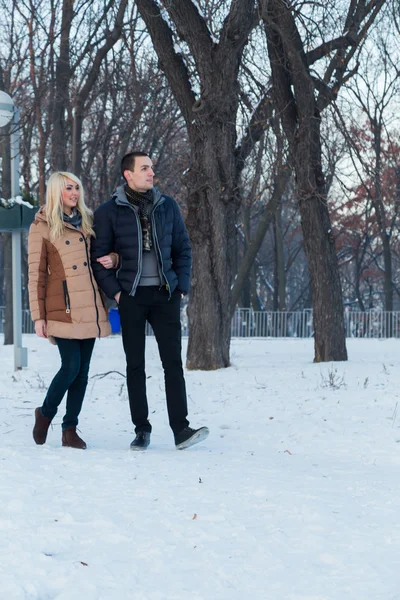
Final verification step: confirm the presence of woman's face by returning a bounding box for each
[62,178,80,214]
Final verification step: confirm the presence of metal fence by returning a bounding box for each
[1,306,400,338]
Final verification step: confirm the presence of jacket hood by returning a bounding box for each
[33,205,81,231]
[34,205,48,223]
[113,185,162,208]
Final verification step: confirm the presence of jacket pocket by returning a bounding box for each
[62,280,71,314]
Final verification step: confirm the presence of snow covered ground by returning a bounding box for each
[1,335,400,600]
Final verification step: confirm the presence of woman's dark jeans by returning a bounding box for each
[41,337,96,430]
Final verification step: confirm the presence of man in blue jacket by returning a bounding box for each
[91,151,209,450]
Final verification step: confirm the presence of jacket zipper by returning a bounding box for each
[62,280,71,314]
[151,200,170,297]
[117,194,167,297]
[123,205,143,296]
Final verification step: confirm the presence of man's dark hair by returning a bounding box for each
[121,151,149,181]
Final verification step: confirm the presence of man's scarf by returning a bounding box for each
[125,186,153,252]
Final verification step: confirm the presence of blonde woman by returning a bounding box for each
[28,172,115,449]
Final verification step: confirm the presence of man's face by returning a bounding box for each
[124,156,154,192]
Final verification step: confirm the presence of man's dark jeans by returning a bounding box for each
[41,337,96,430]
[118,286,189,434]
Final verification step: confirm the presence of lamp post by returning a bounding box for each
[0,91,27,369]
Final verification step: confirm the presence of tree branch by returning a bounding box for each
[305,35,356,66]
[135,0,197,130]
[235,87,274,175]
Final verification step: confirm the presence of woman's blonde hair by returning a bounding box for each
[45,172,95,240]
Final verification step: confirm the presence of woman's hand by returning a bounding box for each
[35,319,47,338]
[97,253,118,269]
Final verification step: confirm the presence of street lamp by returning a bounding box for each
[0,91,27,369]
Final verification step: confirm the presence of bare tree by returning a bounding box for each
[334,32,400,316]
[136,0,257,369]
[260,0,386,361]
[71,0,129,177]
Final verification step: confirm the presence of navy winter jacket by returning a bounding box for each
[91,186,192,299]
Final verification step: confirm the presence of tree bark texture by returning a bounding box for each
[51,0,73,171]
[262,0,351,361]
[262,0,385,359]
[136,0,256,369]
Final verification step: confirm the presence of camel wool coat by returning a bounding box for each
[28,206,111,340]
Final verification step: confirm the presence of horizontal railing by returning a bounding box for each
[1,307,400,338]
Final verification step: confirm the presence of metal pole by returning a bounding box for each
[11,107,27,369]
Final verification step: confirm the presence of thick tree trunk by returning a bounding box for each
[263,0,348,361]
[295,109,347,361]
[185,129,236,370]
[135,0,256,369]
[299,188,347,361]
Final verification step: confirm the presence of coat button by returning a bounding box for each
[79,237,83,242]
[65,240,70,245]
[73,265,77,270]
[83,262,87,266]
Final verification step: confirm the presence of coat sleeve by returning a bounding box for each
[91,204,122,299]
[171,200,192,295]
[28,222,47,321]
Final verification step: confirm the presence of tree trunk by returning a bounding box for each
[296,106,347,361]
[263,0,348,361]
[250,265,261,311]
[274,206,286,311]
[51,0,73,171]
[241,203,251,308]
[185,129,237,369]
[371,124,393,314]
[72,96,84,178]
[354,253,366,312]
[231,164,291,312]
[299,186,347,361]
[136,0,255,369]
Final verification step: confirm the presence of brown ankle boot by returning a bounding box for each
[62,427,87,449]
[33,407,52,445]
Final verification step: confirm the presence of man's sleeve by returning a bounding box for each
[171,200,192,295]
[91,205,122,299]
